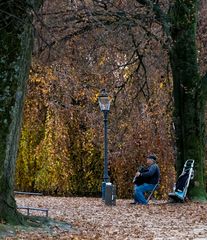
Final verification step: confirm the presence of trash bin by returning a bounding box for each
[105,182,116,206]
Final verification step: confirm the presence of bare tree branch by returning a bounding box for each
[135,0,171,35]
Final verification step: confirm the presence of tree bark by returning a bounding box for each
[169,0,207,200]
[0,2,34,223]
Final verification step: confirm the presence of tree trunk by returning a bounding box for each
[0,2,33,223]
[169,0,207,200]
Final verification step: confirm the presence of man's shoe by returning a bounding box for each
[130,202,137,205]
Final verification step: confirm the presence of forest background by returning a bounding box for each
[15,0,207,199]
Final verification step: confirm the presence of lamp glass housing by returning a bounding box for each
[98,91,110,111]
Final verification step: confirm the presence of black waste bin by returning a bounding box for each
[105,182,116,206]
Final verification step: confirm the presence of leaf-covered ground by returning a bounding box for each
[3,196,207,239]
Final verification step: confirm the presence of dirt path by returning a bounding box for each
[4,196,207,239]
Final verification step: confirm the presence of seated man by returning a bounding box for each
[131,154,160,205]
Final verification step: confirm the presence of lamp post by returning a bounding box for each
[98,89,110,200]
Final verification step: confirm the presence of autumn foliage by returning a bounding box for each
[16,62,103,196]
[15,60,175,199]
[15,0,207,199]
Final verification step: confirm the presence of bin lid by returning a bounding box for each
[106,182,112,185]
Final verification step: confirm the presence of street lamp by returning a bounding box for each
[98,89,110,200]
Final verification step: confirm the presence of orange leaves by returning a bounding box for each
[109,72,175,199]
[12,196,207,240]
[16,60,103,196]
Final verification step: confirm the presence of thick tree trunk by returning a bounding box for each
[0,2,33,223]
[169,0,206,200]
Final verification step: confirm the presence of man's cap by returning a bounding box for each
[147,154,157,161]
